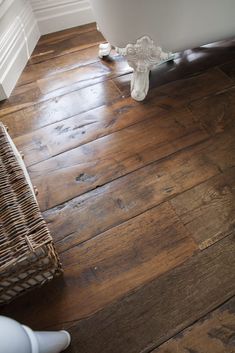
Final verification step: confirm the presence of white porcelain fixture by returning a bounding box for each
[0,316,71,353]
[89,0,235,100]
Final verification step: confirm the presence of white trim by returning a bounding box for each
[0,0,15,19]
[0,0,40,100]
[0,83,7,100]
[31,0,94,35]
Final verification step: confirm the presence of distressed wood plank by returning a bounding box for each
[0,57,128,119]
[1,28,235,353]
[18,46,101,86]
[1,202,197,329]
[13,96,167,165]
[32,126,234,216]
[37,58,131,95]
[0,80,121,137]
[28,108,209,211]
[220,59,235,82]
[153,297,235,353]
[63,234,235,353]
[0,66,231,128]
[36,23,97,47]
[30,28,104,64]
[170,167,235,250]
[204,129,235,172]
[189,86,235,135]
[113,67,232,100]
[42,139,220,252]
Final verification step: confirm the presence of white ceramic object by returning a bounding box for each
[0,316,71,353]
[89,0,235,100]
[117,36,174,101]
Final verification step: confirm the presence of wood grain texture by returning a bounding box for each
[27,108,209,210]
[0,80,121,137]
[0,202,197,328]
[64,234,235,353]
[0,61,126,121]
[171,167,235,249]
[13,96,167,165]
[19,46,102,86]
[220,59,235,82]
[42,139,220,252]
[30,27,104,64]
[189,86,235,135]
[1,25,235,353]
[153,297,235,353]
[37,58,131,95]
[114,67,232,100]
[36,23,97,46]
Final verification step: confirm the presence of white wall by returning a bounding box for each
[30,0,94,35]
[0,0,40,100]
[0,0,94,100]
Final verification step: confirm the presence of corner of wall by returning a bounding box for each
[0,0,40,101]
[31,0,95,35]
[0,0,95,101]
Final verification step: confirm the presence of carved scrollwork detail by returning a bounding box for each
[117,36,171,71]
[116,36,173,101]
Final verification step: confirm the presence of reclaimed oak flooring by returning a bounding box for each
[0,24,235,353]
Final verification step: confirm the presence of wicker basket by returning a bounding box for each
[0,123,62,304]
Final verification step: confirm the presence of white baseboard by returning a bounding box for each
[31,0,95,35]
[0,0,95,100]
[0,0,40,100]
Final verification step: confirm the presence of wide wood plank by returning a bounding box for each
[189,86,235,135]
[30,28,104,64]
[37,58,131,95]
[204,129,235,172]
[28,108,209,211]
[32,125,235,215]
[0,80,121,137]
[0,56,128,119]
[1,202,197,329]
[171,167,235,250]
[36,23,97,47]
[13,69,232,167]
[42,139,220,252]
[1,26,235,353]
[220,59,235,82]
[64,234,235,353]
[18,46,101,86]
[13,96,167,165]
[114,67,232,100]
[153,297,235,353]
[0,65,231,127]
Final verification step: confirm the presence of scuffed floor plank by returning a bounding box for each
[64,234,235,353]
[153,297,235,353]
[13,96,167,165]
[0,202,197,328]
[0,24,235,353]
[189,86,235,135]
[0,80,121,137]
[170,167,235,250]
[27,108,209,210]
[42,139,220,250]
[220,59,235,82]
[30,28,104,64]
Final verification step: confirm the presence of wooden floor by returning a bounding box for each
[1,23,235,353]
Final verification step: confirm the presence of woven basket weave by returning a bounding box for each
[0,123,62,304]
